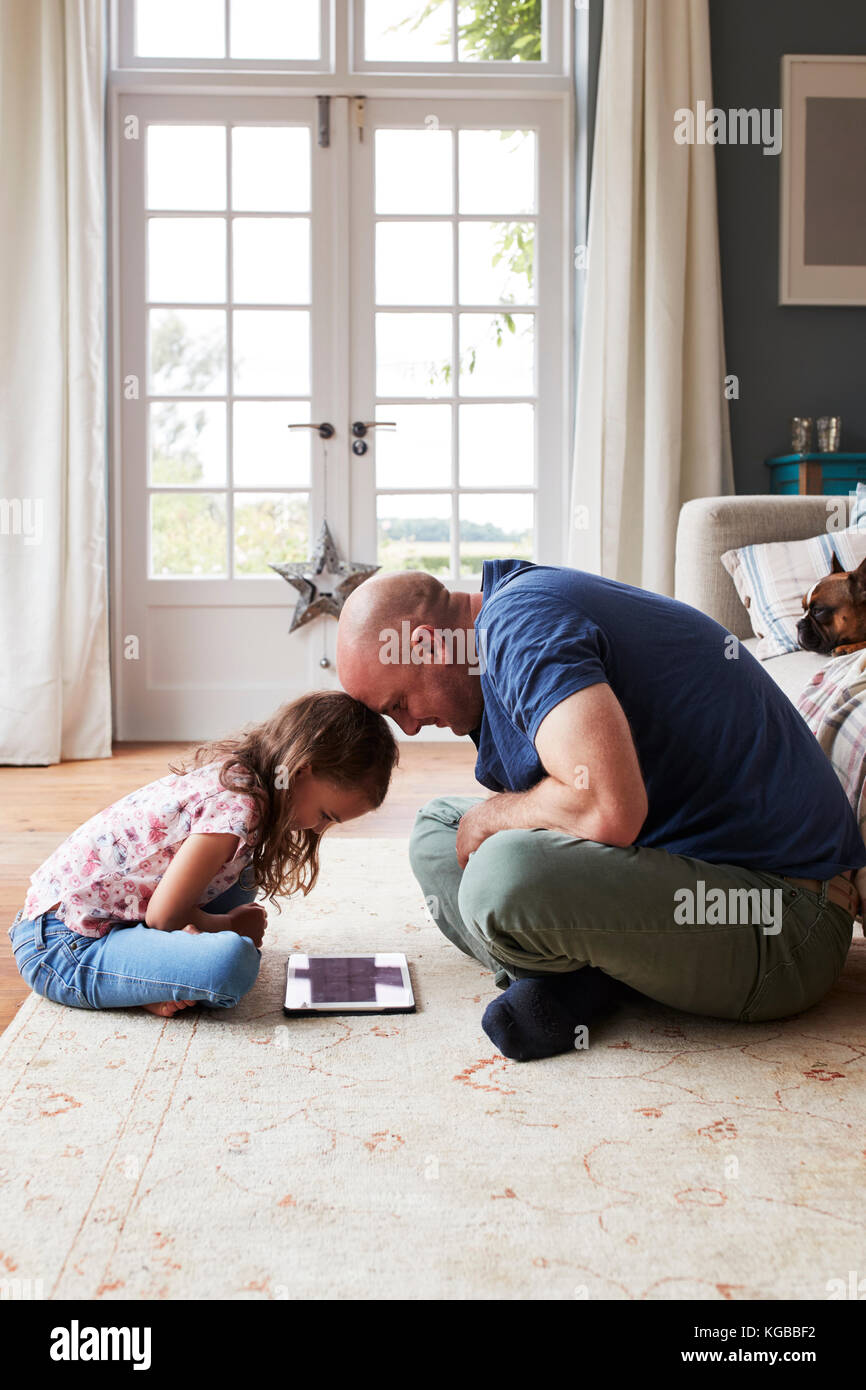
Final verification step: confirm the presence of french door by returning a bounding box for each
[112,94,568,739]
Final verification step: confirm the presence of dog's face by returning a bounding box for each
[797,553,866,654]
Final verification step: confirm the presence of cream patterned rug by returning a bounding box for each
[1,839,865,1301]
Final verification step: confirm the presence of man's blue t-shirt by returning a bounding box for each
[473,560,866,879]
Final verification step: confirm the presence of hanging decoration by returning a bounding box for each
[270,521,380,633]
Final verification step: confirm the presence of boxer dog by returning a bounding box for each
[797,553,866,656]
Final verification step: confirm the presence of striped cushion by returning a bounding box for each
[850,482,866,530]
[722,512,866,659]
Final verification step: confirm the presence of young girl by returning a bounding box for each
[8,692,397,1017]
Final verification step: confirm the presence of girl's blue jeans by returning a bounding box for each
[6,874,261,1011]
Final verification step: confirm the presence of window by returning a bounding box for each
[360,0,553,68]
[368,122,539,579]
[116,1,566,76]
[143,118,314,578]
[118,0,330,69]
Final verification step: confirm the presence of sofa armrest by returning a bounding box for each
[674,494,832,637]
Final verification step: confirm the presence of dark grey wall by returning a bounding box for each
[708,0,866,492]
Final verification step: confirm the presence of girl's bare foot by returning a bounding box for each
[144,999,198,1017]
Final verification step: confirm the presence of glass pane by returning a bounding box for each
[150,402,226,485]
[459,493,533,577]
[234,492,310,577]
[377,493,452,575]
[233,402,311,487]
[232,128,311,212]
[148,218,226,303]
[459,404,533,486]
[135,0,224,57]
[375,405,451,488]
[377,313,452,397]
[459,313,534,396]
[458,221,535,305]
[151,492,227,577]
[233,219,310,303]
[376,222,452,305]
[230,0,320,58]
[149,309,227,395]
[375,130,453,214]
[233,310,310,395]
[147,126,225,210]
[365,0,451,61]
[459,130,536,214]
[457,1,541,62]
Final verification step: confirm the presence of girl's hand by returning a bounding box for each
[225,902,268,948]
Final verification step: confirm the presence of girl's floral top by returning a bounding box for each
[22,761,260,937]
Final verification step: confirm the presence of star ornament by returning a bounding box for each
[270,522,380,633]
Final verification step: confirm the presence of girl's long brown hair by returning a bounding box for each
[169,691,398,904]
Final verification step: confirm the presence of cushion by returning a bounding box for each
[721,484,866,659]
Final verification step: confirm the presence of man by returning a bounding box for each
[336,560,866,1062]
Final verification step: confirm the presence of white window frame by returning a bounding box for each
[349,97,568,591]
[114,0,334,72]
[353,0,566,77]
[113,0,570,84]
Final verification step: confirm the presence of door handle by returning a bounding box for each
[288,421,335,439]
[351,421,396,438]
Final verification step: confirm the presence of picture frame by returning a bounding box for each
[779,54,866,307]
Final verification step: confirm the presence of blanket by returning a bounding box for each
[796,651,866,914]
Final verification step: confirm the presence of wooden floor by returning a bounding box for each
[0,741,479,1032]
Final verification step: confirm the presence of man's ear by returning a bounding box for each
[831,552,846,574]
[410,624,450,665]
[410,624,436,664]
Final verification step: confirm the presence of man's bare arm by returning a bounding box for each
[456,684,648,867]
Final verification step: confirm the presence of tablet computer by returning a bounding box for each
[283,952,416,1016]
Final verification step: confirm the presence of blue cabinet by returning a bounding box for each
[766,453,866,495]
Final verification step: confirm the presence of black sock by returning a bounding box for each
[482,967,626,1062]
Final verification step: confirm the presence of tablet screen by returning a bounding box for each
[285,953,414,1012]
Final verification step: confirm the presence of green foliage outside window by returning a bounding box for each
[397,0,542,62]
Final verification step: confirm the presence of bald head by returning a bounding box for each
[336,570,484,737]
[338,571,448,661]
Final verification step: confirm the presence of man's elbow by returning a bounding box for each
[590,799,647,848]
[595,821,641,849]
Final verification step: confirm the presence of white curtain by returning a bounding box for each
[0,0,111,763]
[571,0,734,595]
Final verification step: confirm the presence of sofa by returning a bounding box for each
[674,493,830,702]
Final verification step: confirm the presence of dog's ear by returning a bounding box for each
[851,555,866,597]
[831,551,846,574]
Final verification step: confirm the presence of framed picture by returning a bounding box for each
[779,54,866,306]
